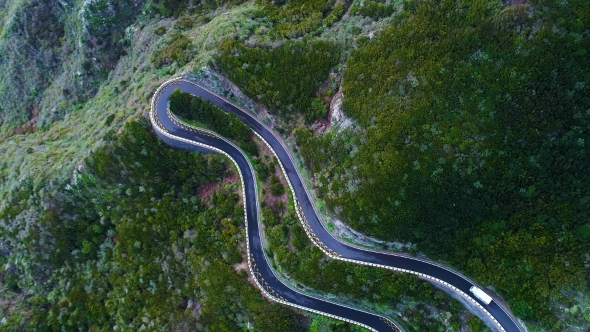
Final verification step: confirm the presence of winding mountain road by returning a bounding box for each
[150,78,524,332]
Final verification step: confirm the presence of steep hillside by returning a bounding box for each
[293,0,590,329]
[0,0,146,135]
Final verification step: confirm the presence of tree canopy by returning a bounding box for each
[215,39,340,123]
[295,0,590,328]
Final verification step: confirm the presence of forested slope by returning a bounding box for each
[215,39,341,123]
[0,119,306,330]
[294,0,590,329]
[0,0,315,330]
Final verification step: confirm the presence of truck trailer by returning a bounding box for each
[470,286,493,305]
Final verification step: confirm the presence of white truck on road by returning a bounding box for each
[470,286,493,305]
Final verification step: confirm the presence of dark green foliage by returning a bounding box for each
[252,302,305,331]
[104,114,115,126]
[83,0,139,38]
[310,98,329,121]
[215,39,341,122]
[150,0,190,17]
[149,0,245,17]
[296,0,590,327]
[324,3,346,26]
[0,119,304,330]
[262,207,280,226]
[253,157,274,181]
[169,88,259,156]
[290,223,309,251]
[174,15,195,30]
[350,0,396,19]
[466,315,485,332]
[270,174,285,196]
[331,321,368,331]
[268,224,288,248]
[154,26,167,35]
[152,33,192,68]
[78,0,139,84]
[258,0,345,38]
[294,126,358,199]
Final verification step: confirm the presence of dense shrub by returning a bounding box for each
[258,0,344,38]
[215,39,340,122]
[269,174,285,196]
[169,88,259,155]
[350,0,397,19]
[150,0,190,17]
[152,33,193,68]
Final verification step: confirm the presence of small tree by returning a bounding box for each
[306,98,328,122]
[270,174,285,196]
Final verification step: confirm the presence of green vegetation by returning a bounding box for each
[152,32,193,68]
[149,0,190,17]
[350,0,398,19]
[250,142,484,331]
[0,0,66,132]
[169,88,259,156]
[270,174,285,196]
[257,0,346,38]
[0,0,267,222]
[154,26,168,35]
[0,0,373,330]
[308,313,371,332]
[215,39,340,122]
[295,0,590,328]
[0,119,305,330]
[0,0,143,134]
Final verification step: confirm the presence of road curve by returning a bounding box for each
[150,77,524,332]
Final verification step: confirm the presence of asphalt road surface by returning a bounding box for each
[150,79,523,332]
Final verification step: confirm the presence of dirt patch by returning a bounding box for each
[197,181,219,205]
[312,118,330,135]
[222,166,239,186]
[313,72,341,134]
[192,300,202,316]
[233,260,248,272]
[11,121,37,136]
[10,105,39,137]
[126,96,140,109]
[328,86,354,132]
[264,166,288,208]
